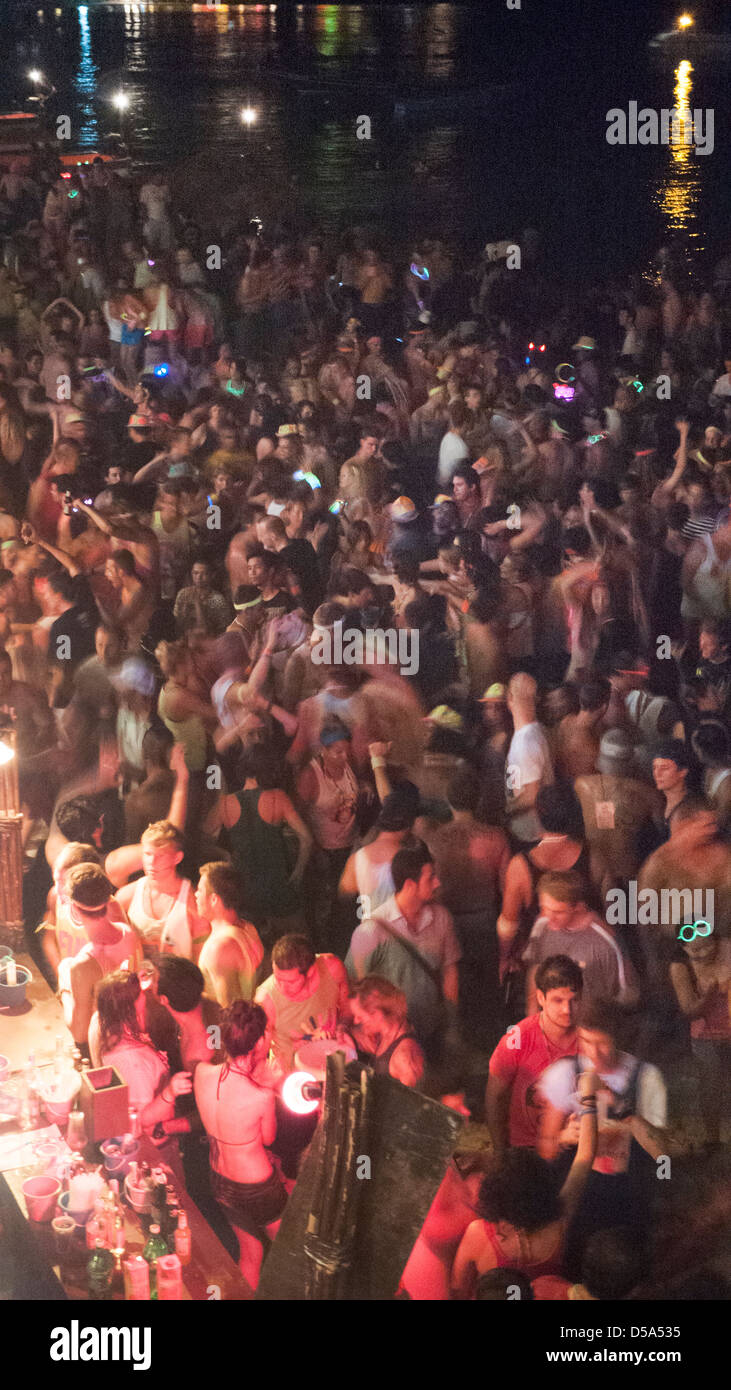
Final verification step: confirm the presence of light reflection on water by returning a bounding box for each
[651,57,703,250]
[6,3,728,269]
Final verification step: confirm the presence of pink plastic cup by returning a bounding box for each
[22,1174,61,1223]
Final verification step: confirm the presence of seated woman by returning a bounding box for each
[451,1073,598,1299]
[89,969,192,1137]
[194,1000,288,1289]
[349,975,425,1087]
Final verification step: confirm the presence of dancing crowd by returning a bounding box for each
[0,151,730,1298]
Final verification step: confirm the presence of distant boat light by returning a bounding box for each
[112,91,130,111]
[241,106,258,125]
[677,13,694,29]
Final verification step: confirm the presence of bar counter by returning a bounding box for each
[0,955,253,1301]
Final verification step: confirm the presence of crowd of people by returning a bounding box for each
[0,150,730,1298]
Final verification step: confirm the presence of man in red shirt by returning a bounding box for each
[486,955,582,1158]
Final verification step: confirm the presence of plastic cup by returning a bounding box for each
[101,1137,138,1179]
[51,1214,78,1259]
[22,1174,61,1223]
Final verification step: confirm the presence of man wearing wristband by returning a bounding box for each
[538,998,670,1272]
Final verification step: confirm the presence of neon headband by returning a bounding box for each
[234,595,263,612]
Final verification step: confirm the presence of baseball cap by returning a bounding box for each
[572,336,598,351]
[479,683,507,702]
[63,412,87,426]
[426,705,464,731]
[277,423,298,437]
[430,494,453,508]
[390,496,418,523]
[114,658,157,698]
[610,651,650,678]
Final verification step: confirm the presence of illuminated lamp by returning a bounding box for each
[282,1071,321,1115]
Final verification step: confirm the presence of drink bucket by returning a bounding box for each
[0,964,31,1006]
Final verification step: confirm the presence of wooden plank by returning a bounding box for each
[257,1070,462,1301]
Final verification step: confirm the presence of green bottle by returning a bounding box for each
[87,1239,115,1300]
[143,1224,168,1299]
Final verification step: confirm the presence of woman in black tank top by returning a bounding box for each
[501,785,598,962]
[349,975,425,1088]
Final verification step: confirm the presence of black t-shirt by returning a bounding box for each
[259,589,296,623]
[48,576,99,707]
[279,538,321,613]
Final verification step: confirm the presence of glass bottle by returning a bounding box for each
[87,1239,115,1300]
[174,1209,191,1266]
[143,1224,168,1299]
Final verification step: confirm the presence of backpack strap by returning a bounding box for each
[371,915,443,997]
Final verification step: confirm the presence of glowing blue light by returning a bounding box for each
[410,263,430,281]
[153,363,169,378]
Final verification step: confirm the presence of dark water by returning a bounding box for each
[3,2,731,279]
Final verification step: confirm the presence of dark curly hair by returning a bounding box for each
[221,1000,269,1061]
[477,1149,563,1233]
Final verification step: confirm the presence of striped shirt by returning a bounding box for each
[682,511,720,539]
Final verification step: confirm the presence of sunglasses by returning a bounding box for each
[677,920,713,943]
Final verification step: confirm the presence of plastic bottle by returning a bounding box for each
[71,1048,84,1073]
[156,1253,183,1300]
[142,1224,168,1299]
[87,1239,115,1300]
[174,1209,191,1266]
[123,1254,150,1301]
[86,1197,106,1250]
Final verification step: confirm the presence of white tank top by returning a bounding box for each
[57,922,138,993]
[682,532,728,620]
[353,846,395,912]
[128,875,193,959]
[307,757,358,850]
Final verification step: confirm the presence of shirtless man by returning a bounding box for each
[637,797,731,989]
[553,678,610,780]
[574,729,662,890]
[195,861,264,1007]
